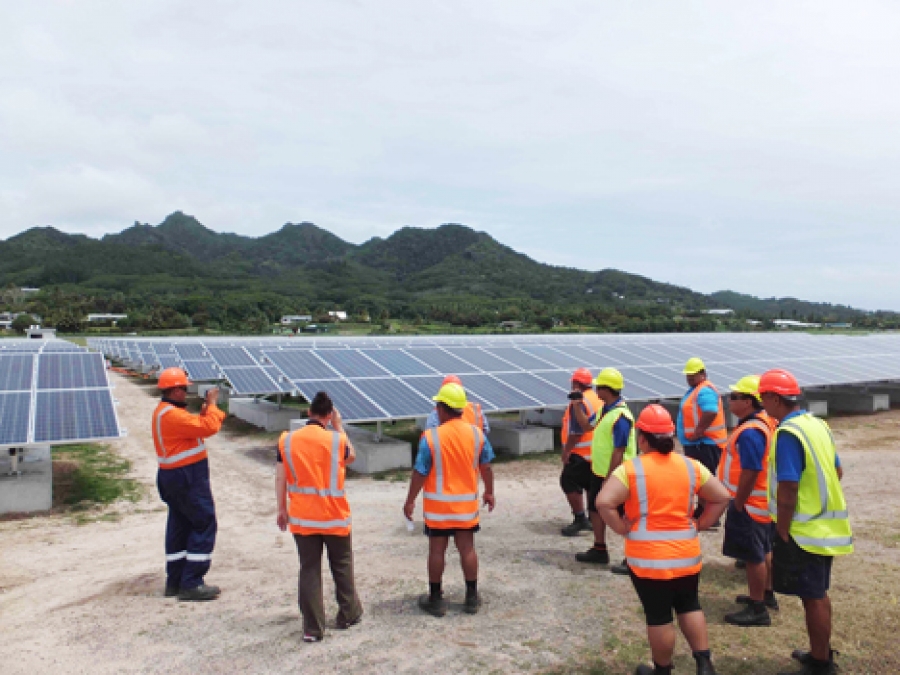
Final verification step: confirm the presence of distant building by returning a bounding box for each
[328,311,348,321]
[704,309,734,315]
[20,287,40,295]
[281,315,312,325]
[25,327,56,339]
[86,313,128,324]
[773,319,821,329]
[825,322,853,329]
[499,320,523,330]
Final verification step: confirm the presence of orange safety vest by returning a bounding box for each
[152,401,226,470]
[622,452,704,580]
[681,381,727,449]
[279,424,352,536]
[462,402,485,430]
[561,389,601,458]
[422,418,485,529]
[718,412,776,523]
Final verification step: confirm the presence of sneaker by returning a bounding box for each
[418,593,447,617]
[610,559,629,575]
[463,594,482,614]
[335,613,363,629]
[164,586,180,598]
[561,515,592,537]
[178,584,221,602]
[575,547,610,564]
[303,633,323,643]
[736,593,779,610]
[724,604,771,627]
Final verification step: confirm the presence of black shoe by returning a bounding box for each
[336,613,363,629]
[464,594,482,614]
[418,593,447,617]
[696,655,719,675]
[178,584,221,602]
[575,547,609,564]
[789,650,840,672]
[735,559,747,569]
[610,559,629,575]
[778,658,837,675]
[164,586,180,598]
[561,515,592,537]
[634,666,655,675]
[724,604,771,627]
[736,593,779,610]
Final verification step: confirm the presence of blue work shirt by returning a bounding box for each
[602,397,633,448]
[425,407,491,434]
[677,384,721,446]
[736,414,768,472]
[775,410,842,482]
[414,430,495,476]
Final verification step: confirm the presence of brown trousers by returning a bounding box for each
[293,533,363,638]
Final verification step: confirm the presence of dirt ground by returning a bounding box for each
[1,373,899,674]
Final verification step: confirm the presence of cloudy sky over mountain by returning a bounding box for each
[2,2,899,309]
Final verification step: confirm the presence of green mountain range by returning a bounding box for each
[0,212,893,332]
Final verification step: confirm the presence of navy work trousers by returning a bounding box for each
[156,459,217,590]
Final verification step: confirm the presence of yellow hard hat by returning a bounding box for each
[683,357,706,375]
[594,367,624,391]
[433,383,467,410]
[729,375,761,401]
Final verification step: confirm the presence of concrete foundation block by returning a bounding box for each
[230,398,300,432]
[521,408,565,427]
[804,392,886,414]
[806,400,829,417]
[0,446,53,514]
[488,420,554,456]
[857,385,900,406]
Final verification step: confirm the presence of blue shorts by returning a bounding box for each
[772,534,833,600]
[722,502,772,564]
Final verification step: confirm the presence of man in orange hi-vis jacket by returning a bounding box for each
[152,367,226,602]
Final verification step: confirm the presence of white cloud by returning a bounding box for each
[1,1,899,309]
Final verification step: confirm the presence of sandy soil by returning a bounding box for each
[1,373,899,674]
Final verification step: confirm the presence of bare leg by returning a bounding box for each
[428,536,449,584]
[746,561,767,602]
[677,610,710,652]
[803,596,833,661]
[454,531,478,581]
[646,624,677,668]
[765,551,774,592]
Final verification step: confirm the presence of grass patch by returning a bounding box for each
[53,443,142,511]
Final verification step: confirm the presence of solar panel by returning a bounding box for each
[182,360,221,381]
[33,390,120,443]
[207,347,256,367]
[37,353,107,390]
[174,344,207,360]
[360,349,437,376]
[0,392,30,444]
[314,350,390,378]
[0,354,34,391]
[483,347,558,370]
[401,375,498,411]
[222,367,281,395]
[499,372,569,405]
[351,378,433,417]
[403,348,480,374]
[264,350,339,380]
[293,380,386,421]
[157,354,182,369]
[459,374,542,410]
[263,366,295,392]
[519,346,584,368]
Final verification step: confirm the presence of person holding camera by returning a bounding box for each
[559,368,602,537]
[152,368,227,601]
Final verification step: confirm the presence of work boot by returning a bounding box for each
[178,584,221,602]
[463,593,482,614]
[791,649,839,665]
[737,591,779,610]
[695,654,719,675]
[164,585,180,598]
[561,515,592,536]
[418,593,447,617]
[724,603,771,627]
[575,547,609,564]
[610,559,629,575]
[777,657,838,675]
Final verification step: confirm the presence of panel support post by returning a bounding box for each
[375,421,383,443]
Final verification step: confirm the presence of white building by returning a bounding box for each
[86,314,128,324]
[281,314,312,325]
[772,319,821,328]
[704,309,734,315]
[25,327,56,339]
[328,311,348,321]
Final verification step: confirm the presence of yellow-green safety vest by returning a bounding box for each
[591,402,637,478]
[768,413,853,556]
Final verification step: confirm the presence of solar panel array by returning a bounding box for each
[90,333,900,423]
[0,339,123,447]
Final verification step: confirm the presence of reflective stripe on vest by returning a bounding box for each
[284,432,345,498]
[423,424,480,503]
[288,516,352,529]
[626,454,698,542]
[627,555,703,570]
[683,382,727,447]
[155,406,206,466]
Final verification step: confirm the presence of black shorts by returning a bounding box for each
[630,571,702,626]
[772,534,833,600]
[722,502,773,564]
[560,454,593,495]
[683,443,722,475]
[423,524,481,538]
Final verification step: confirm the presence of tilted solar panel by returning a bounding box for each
[182,360,221,382]
[292,380,386,421]
[207,347,256,367]
[33,390,120,443]
[360,349,437,376]
[0,354,34,391]
[37,353,108,390]
[264,350,339,380]
[0,392,30,444]
[222,367,281,395]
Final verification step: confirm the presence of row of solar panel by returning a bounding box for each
[0,353,110,391]
[0,389,120,445]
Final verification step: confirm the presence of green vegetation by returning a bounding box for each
[1,211,897,334]
[53,443,142,511]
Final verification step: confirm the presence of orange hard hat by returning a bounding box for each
[442,374,463,387]
[636,404,675,435]
[758,369,801,397]
[571,367,593,386]
[158,367,191,389]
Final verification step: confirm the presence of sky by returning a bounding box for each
[2,1,899,310]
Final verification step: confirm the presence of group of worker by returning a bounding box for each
[150,355,852,675]
[556,359,851,675]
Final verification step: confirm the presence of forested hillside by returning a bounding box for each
[0,212,895,333]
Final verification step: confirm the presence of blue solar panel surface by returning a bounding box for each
[0,355,34,391]
[38,353,107,390]
[207,347,256,367]
[315,350,390,378]
[264,350,339,380]
[222,367,280,395]
[360,349,436,376]
[292,380,385,421]
[182,360,221,381]
[0,392,31,444]
[351,378,433,417]
[34,390,120,443]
